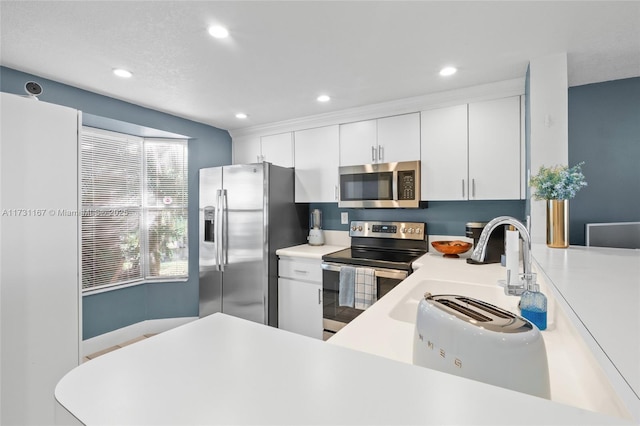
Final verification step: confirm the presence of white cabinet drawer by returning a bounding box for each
[278,258,322,283]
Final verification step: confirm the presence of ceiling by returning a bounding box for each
[1,1,639,132]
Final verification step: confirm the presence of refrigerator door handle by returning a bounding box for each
[222,189,229,270]
[215,189,223,271]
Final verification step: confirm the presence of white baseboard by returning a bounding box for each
[82,316,197,357]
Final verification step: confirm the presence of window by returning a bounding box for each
[81,127,188,291]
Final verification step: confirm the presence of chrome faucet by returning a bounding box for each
[470,216,536,296]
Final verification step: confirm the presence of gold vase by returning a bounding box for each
[546,199,569,248]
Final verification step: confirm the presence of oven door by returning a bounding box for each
[320,262,409,333]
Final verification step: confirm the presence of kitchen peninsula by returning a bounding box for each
[54,245,639,425]
[328,243,639,422]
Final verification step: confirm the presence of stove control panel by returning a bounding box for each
[349,221,425,240]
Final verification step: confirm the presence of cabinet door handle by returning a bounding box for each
[371,146,377,162]
[472,178,476,198]
[257,155,261,162]
[318,288,322,304]
[462,179,465,198]
[378,145,383,162]
[334,185,339,200]
[293,269,309,275]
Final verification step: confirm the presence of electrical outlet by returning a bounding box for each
[341,212,348,225]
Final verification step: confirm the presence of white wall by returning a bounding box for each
[528,53,569,243]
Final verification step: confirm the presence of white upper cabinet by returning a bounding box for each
[421,105,468,200]
[294,125,340,203]
[234,94,521,202]
[339,113,420,166]
[376,113,421,163]
[233,132,294,167]
[468,96,521,200]
[339,119,377,166]
[261,132,294,168]
[233,136,261,164]
[421,96,521,201]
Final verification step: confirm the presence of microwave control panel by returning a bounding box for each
[397,170,415,200]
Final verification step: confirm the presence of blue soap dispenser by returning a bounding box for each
[520,281,547,330]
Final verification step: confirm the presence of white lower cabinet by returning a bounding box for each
[278,257,323,339]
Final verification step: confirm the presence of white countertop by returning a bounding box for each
[531,244,640,416]
[55,242,639,425]
[276,243,346,259]
[329,244,640,422]
[55,313,632,425]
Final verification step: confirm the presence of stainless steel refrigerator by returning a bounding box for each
[199,162,308,326]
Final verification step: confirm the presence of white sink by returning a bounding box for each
[388,279,521,323]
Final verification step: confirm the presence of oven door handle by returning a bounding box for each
[321,262,409,280]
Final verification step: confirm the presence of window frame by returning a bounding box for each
[81,127,189,294]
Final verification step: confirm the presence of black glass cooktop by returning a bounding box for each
[322,247,426,271]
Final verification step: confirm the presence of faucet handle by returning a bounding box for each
[503,272,534,296]
[504,272,538,296]
[522,272,538,292]
[504,281,526,296]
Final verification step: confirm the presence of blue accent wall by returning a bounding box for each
[568,77,640,245]
[310,201,526,236]
[1,66,232,339]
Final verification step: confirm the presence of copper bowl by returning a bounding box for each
[431,240,473,258]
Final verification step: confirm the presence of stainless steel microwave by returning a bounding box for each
[338,160,421,208]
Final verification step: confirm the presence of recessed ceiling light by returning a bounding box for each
[208,25,229,39]
[235,113,248,119]
[113,68,132,78]
[439,66,457,77]
[317,95,331,102]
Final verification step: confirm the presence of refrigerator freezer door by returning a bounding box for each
[222,164,267,324]
[199,167,223,317]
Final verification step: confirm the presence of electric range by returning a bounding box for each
[321,220,427,333]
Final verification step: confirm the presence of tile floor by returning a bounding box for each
[83,334,157,362]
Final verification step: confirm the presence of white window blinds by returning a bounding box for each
[81,128,188,291]
[144,140,188,279]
